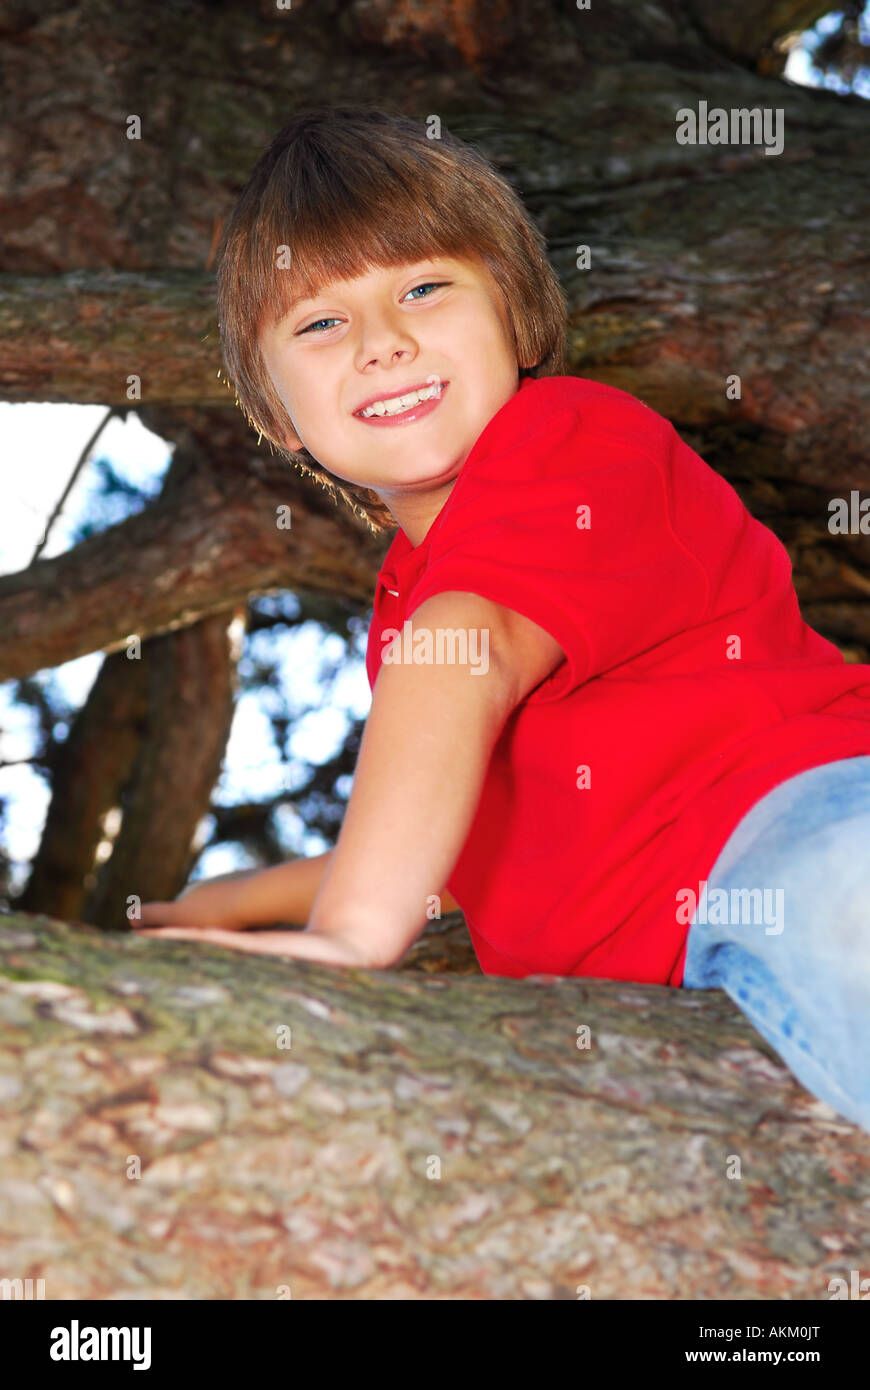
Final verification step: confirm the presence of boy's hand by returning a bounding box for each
[135,925,286,952]
[137,875,255,932]
[134,923,376,968]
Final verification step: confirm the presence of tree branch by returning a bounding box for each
[31,405,118,562]
[0,407,386,683]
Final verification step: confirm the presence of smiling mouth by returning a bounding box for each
[353,380,450,427]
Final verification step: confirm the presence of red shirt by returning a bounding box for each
[365,375,870,985]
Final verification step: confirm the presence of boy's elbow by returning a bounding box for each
[366,920,424,970]
[308,910,417,971]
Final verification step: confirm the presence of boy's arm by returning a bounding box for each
[235,854,463,921]
[139,843,463,932]
[307,590,564,968]
[140,854,334,930]
[139,591,563,966]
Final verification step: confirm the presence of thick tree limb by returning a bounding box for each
[16,619,239,927]
[0,272,223,406]
[0,911,867,1298]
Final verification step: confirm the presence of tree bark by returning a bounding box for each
[0,272,222,405]
[0,911,867,1299]
[14,649,149,923]
[79,613,238,929]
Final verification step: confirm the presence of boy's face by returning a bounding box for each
[258,254,520,510]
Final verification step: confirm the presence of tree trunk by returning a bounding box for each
[80,613,238,927]
[15,648,149,923]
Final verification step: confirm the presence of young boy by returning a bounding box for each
[139,106,870,1132]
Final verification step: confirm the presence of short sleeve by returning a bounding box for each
[403,404,709,705]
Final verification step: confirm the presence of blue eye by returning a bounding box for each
[404,281,446,300]
[299,317,341,335]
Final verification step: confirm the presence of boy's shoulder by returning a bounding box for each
[520,374,673,449]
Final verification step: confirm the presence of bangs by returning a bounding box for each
[244,150,497,338]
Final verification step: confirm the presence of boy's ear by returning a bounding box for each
[278,424,305,452]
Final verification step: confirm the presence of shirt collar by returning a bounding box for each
[377,526,425,596]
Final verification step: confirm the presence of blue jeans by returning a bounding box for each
[683,755,870,1133]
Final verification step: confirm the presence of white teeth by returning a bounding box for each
[359,383,442,417]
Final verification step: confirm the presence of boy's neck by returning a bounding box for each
[378,476,459,549]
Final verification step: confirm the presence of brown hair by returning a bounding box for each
[216,104,568,534]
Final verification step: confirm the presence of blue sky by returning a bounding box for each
[784,6,870,98]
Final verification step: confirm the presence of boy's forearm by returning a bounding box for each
[307,594,516,967]
[222,851,334,926]
[187,848,462,930]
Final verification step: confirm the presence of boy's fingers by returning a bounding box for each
[136,926,220,940]
[136,926,260,951]
[138,902,175,925]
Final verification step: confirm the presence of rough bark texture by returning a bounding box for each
[1,912,868,1299]
[0,271,221,405]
